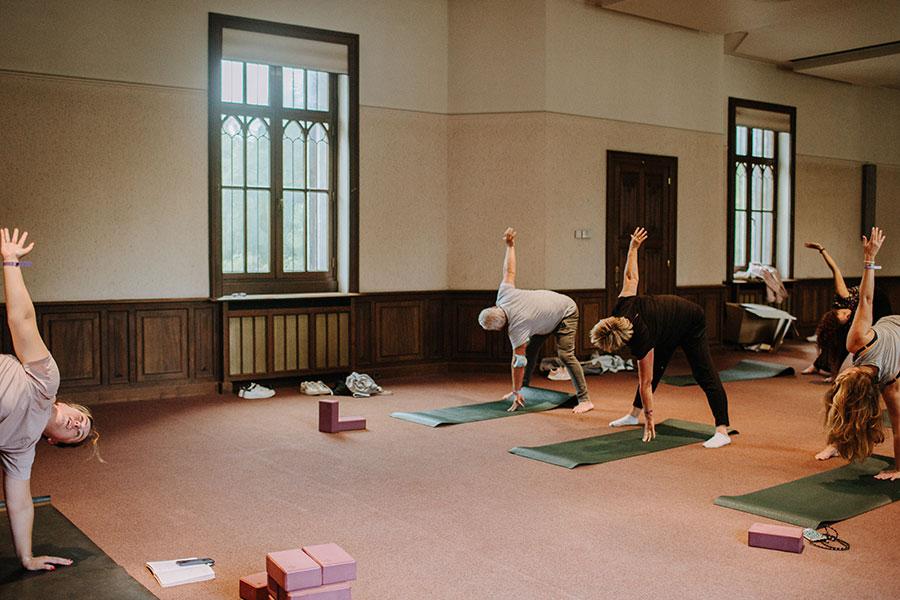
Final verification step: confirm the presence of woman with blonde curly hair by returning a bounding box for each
[816,227,899,480]
[590,227,731,448]
[1,228,100,571]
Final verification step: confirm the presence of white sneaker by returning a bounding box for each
[238,382,275,399]
[315,381,333,395]
[301,381,318,396]
[548,367,571,381]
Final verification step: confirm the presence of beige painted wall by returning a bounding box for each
[1,0,450,300]
[545,0,725,134]
[359,107,448,292]
[448,113,548,290]
[3,0,898,299]
[0,0,449,112]
[874,164,900,277]
[449,111,725,290]
[448,0,546,113]
[0,72,208,301]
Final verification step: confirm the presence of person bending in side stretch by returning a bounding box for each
[802,241,892,382]
[817,227,899,480]
[478,228,593,414]
[590,227,731,448]
[0,228,100,571]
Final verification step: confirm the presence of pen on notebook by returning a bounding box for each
[175,558,215,567]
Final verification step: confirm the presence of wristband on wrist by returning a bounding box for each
[864,264,881,270]
[2,261,31,267]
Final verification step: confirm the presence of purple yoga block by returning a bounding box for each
[267,549,323,591]
[319,400,365,433]
[285,581,352,599]
[748,522,804,553]
[302,543,357,584]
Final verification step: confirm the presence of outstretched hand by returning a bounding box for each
[629,227,648,250]
[803,242,824,252]
[862,227,884,260]
[1,228,35,261]
[503,391,524,412]
[874,469,900,481]
[23,555,73,571]
[503,228,517,247]
[642,413,656,442]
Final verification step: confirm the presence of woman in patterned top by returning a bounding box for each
[816,227,898,480]
[802,242,892,381]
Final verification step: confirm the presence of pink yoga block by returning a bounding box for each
[285,581,352,600]
[748,522,804,553]
[302,543,357,584]
[267,549,323,591]
[240,572,269,600]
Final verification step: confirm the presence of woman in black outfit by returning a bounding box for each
[590,227,731,448]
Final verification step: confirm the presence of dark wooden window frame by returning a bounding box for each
[208,13,359,297]
[733,129,778,271]
[726,97,796,284]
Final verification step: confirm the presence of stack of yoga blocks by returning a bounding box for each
[239,543,356,599]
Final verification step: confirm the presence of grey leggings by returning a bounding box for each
[521,311,589,403]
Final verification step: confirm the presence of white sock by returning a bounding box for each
[609,414,639,427]
[703,432,731,449]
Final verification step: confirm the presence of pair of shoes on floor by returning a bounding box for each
[301,380,333,396]
[547,367,571,381]
[238,382,275,399]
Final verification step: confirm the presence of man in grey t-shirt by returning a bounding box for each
[478,228,592,413]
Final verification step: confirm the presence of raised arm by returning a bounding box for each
[846,227,884,352]
[501,227,516,286]
[620,227,647,297]
[804,242,849,298]
[1,228,50,364]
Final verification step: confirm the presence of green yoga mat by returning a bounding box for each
[0,500,157,598]
[391,386,576,427]
[509,419,729,468]
[662,359,794,387]
[715,455,900,528]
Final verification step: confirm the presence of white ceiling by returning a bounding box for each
[592,0,900,90]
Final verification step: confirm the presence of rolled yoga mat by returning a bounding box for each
[509,419,734,468]
[714,455,900,528]
[662,359,794,387]
[391,386,576,427]
[0,499,157,599]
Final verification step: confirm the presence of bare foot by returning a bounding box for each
[815,445,839,461]
[801,365,818,375]
[823,376,834,383]
[572,401,594,414]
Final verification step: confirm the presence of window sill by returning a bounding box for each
[215,292,359,302]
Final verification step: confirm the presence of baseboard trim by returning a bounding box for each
[58,381,219,406]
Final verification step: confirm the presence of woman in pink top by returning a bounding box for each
[1,228,97,571]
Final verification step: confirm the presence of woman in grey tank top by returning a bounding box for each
[819,227,899,481]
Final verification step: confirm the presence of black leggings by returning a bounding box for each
[632,313,730,427]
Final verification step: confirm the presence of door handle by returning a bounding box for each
[666,259,671,269]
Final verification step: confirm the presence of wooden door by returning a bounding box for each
[606,151,677,307]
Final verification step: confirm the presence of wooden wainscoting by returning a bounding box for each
[3,277,894,403]
[353,292,446,377]
[0,299,219,403]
